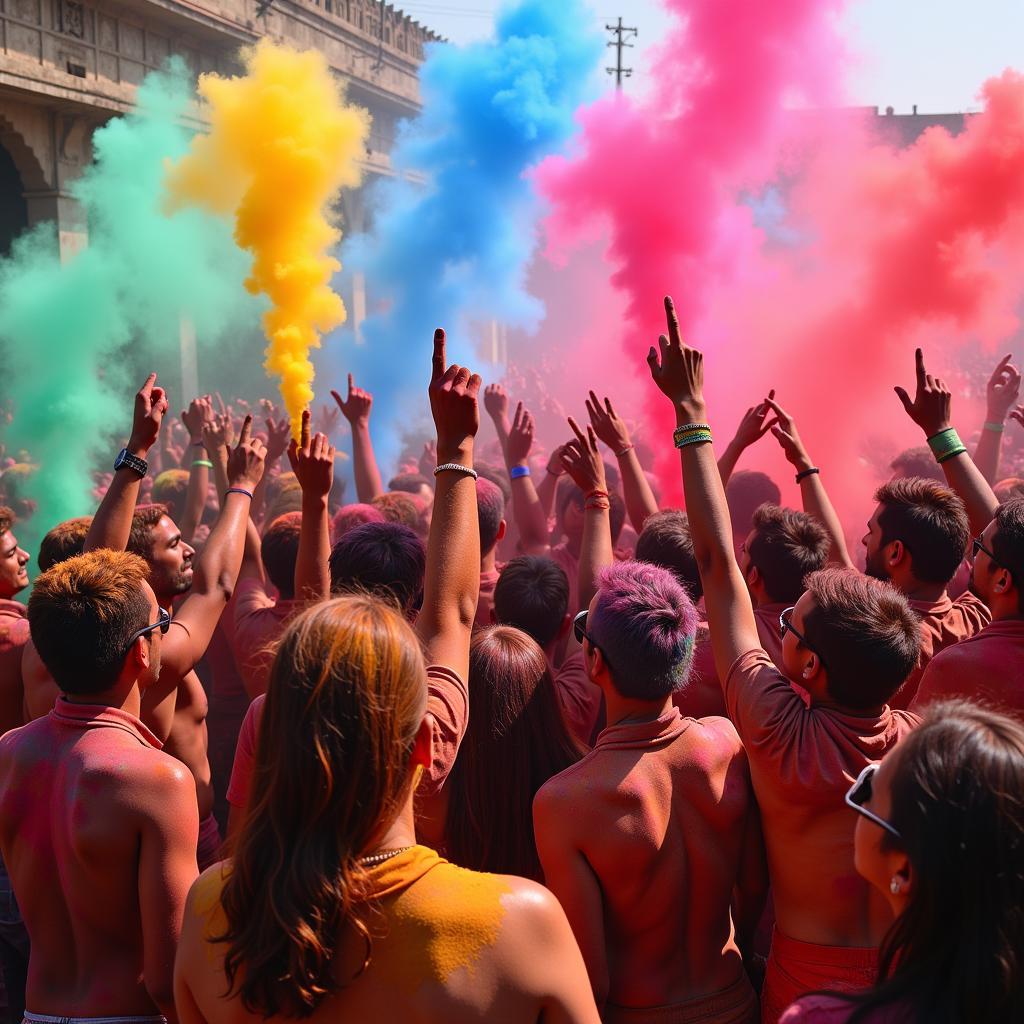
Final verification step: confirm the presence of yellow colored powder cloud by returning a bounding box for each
[166,39,369,434]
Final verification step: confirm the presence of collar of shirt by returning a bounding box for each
[51,696,163,750]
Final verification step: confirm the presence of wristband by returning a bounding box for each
[510,465,531,480]
[191,459,213,469]
[927,427,966,464]
[225,487,253,499]
[585,489,610,501]
[546,464,565,477]
[674,429,713,450]
[616,444,635,458]
[191,440,206,447]
[584,498,611,511]
[434,463,478,480]
[984,421,1006,433]
[795,467,820,483]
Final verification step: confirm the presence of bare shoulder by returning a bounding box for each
[494,875,575,948]
[113,744,197,808]
[689,715,746,762]
[534,755,599,821]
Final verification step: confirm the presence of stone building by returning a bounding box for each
[0,0,438,259]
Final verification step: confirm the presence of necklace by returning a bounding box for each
[357,845,416,867]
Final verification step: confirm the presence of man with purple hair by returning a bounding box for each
[534,559,766,1023]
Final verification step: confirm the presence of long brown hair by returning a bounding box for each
[216,596,428,1017]
[444,626,582,881]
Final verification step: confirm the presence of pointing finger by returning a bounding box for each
[431,328,447,383]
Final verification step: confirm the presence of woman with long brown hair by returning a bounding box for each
[444,626,583,881]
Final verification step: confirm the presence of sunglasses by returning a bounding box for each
[778,606,827,669]
[845,763,902,840]
[972,535,1001,568]
[573,610,614,672]
[125,606,172,652]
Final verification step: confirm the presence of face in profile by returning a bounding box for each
[145,516,194,598]
[862,506,889,581]
[138,581,163,690]
[0,529,30,599]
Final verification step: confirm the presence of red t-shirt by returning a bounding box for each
[754,603,790,673]
[893,593,990,709]
[230,578,302,698]
[226,664,469,812]
[911,618,1024,720]
[674,623,726,720]
[549,542,580,615]
[554,650,602,747]
[780,995,912,1023]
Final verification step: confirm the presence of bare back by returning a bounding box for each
[535,709,758,1008]
[0,701,199,1015]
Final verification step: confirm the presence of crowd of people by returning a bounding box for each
[0,306,1021,1024]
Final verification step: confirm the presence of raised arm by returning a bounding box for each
[895,348,999,535]
[716,392,776,486]
[332,374,383,503]
[414,329,481,681]
[256,413,292,524]
[561,418,612,614]
[84,373,168,553]
[288,410,335,604]
[179,396,213,544]
[765,397,854,568]
[648,297,760,681]
[505,402,551,553]
[586,391,658,532]
[974,355,1020,485]
[537,445,567,520]
[201,412,233,505]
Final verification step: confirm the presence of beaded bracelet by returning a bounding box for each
[795,467,820,483]
[674,430,713,450]
[434,463,479,480]
[927,427,966,464]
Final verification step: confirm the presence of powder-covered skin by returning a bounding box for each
[166,40,369,436]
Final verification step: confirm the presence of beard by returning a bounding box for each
[864,551,890,582]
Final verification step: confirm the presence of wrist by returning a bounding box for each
[985,408,1008,425]
[437,439,474,465]
[126,438,151,458]
[921,421,951,438]
[302,492,329,509]
[790,451,814,473]
[674,402,708,427]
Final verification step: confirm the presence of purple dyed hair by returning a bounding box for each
[589,561,698,701]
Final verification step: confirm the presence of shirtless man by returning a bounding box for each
[0,507,30,736]
[647,297,921,1023]
[24,375,266,869]
[0,548,198,1020]
[534,421,766,1023]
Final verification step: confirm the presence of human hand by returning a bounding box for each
[331,374,373,427]
[647,296,706,421]
[287,410,335,500]
[560,418,607,495]
[547,443,568,478]
[731,390,777,451]
[506,402,535,467]
[484,383,510,424]
[226,415,267,491]
[894,349,952,437]
[428,328,481,462]
[313,402,341,438]
[765,398,813,473]
[419,440,438,480]
[202,412,234,457]
[985,354,1021,424]
[586,391,631,453]
[264,415,291,464]
[1010,405,1024,431]
[128,373,169,455]
[181,396,213,443]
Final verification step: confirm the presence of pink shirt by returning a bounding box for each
[780,995,912,1023]
[230,578,301,698]
[912,618,1024,720]
[549,542,580,614]
[553,650,602,746]
[227,664,470,811]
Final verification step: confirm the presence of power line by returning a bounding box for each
[605,16,637,90]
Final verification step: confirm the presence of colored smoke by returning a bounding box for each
[0,60,258,562]
[167,40,369,436]
[333,0,603,467]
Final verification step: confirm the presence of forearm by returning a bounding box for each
[973,421,1004,486]
[351,422,384,503]
[618,449,659,531]
[941,448,1000,535]
[578,505,613,614]
[510,475,550,552]
[716,438,746,487]
[799,473,853,567]
[191,491,251,598]
[208,446,230,505]
[537,469,559,519]
[179,448,209,544]
[84,447,148,553]
[295,493,331,602]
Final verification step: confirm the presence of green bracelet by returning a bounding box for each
[674,430,713,450]
[984,421,1006,433]
[192,459,213,469]
[927,427,964,464]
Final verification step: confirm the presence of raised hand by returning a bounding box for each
[647,296,705,421]
[264,415,292,464]
[586,391,631,453]
[765,397,813,472]
[894,349,952,437]
[181,395,213,444]
[313,402,341,438]
[129,373,169,454]
[507,402,535,467]
[986,354,1022,424]
[202,412,234,457]
[287,410,335,499]
[560,418,607,495]
[419,439,438,479]
[226,415,267,491]
[428,328,481,462]
[732,390,777,451]
[484,383,510,423]
[331,374,373,427]
[547,442,568,479]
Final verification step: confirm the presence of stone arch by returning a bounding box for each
[0,113,48,257]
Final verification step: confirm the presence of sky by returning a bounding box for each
[397,0,1024,113]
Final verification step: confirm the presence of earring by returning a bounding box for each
[890,877,902,895]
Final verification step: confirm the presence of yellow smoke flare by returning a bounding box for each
[165,40,369,434]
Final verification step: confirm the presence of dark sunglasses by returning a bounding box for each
[972,535,1001,567]
[845,763,902,840]
[125,606,171,652]
[573,610,614,672]
[778,606,827,669]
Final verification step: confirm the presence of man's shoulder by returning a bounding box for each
[685,714,745,759]
[535,753,602,814]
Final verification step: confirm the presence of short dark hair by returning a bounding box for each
[636,510,702,600]
[493,556,570,649]
[28,550,152,694]
[476,477,506,555]
[328,522,425,614]
[38,516,93,572]
[261,512,302,599]
[890,446,945,483]
[388,473,431,495]
[748,504,830,604]
[992,498,1024,613]
[875,478,970,585]
[802,568,920,710]
[0,506,13,537]
[128,504,171,559]
[726,471,781,538]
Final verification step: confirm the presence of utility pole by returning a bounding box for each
[606,17,637,90]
